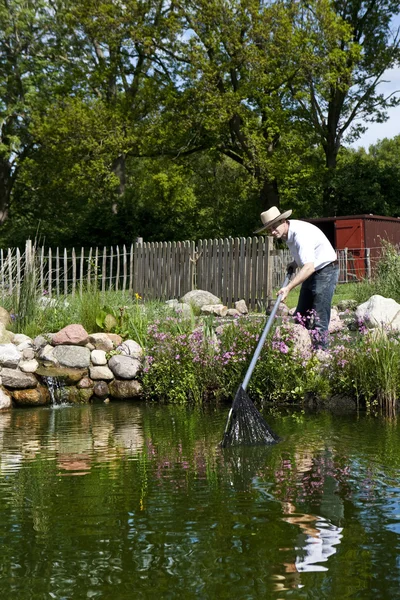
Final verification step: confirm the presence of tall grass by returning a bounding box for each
[353,241,400,304]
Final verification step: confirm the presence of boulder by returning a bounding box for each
[88,333,115,352]
[356,295,400,329]
[0,387,12,410]
[91,349,108,366]
[274,322,313,359]
[0,306,11,327]
[52,324,89,346]
[12,386,50,406]
[328,307,344,333]
[35,366,88,385]
[77,377,93,389]
[89,366,114,381]
[234,300,248,315]
[200,304,228,317]
[1,368,38,389]
[117,340,143,360]
[180,290,221,309]
[52,345,91,368]
[93,381,110,399]
[108,355,141,379]
[19,359,39,373]
[0,323,14,344]
[0,343,22,368]
[109,379,142,399]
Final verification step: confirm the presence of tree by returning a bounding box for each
[146,0,305,210]
[0,0,64,222]
[292,0,400,213]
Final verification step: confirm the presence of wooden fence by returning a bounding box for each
[0,238,378,309]
[134,237,274,309]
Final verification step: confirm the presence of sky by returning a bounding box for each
[350,65,400,150]
[350,14,400,150]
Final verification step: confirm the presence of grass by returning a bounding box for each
[281,282,360,310]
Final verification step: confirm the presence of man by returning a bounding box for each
[255,206,339,349]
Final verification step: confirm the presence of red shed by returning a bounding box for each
[304,215,400,279]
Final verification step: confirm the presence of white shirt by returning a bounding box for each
[286,220,337,271]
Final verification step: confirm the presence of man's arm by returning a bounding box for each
[277,262,315,302]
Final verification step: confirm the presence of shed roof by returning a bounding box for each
[304,214,400,223]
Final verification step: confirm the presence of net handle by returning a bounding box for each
[242,267,294,391]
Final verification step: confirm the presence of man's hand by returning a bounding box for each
[277,285,291,301]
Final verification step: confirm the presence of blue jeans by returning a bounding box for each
[295,263,339,349]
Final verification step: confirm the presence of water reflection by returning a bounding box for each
[282,503,343,573]
[0,406,400,599]
[0,404,144,476]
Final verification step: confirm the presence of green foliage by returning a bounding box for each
[329,328,400,413]
[353,241,400,304]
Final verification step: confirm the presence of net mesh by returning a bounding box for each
[220,385,280,448]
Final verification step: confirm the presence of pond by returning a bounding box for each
[0,402,399,599]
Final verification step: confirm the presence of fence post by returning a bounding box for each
[365,247,371,280]
[267,236,273,301]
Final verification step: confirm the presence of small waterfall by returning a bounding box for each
[42,376,67,405]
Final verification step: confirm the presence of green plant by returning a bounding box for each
[353,241,400,305]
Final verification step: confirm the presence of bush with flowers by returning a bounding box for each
[139,305,400,415]
[142,314,333,405]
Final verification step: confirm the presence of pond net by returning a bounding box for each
[219,385,280,448]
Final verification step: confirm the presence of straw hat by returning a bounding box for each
[254,206,292,234]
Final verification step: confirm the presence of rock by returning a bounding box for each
[274,322,313,359]
[108,355,141,379]
[35,366,88,385]
[0,323,14,344]
[33,334,52,350]
[12,386,50,406]
[117,340,143,359]
[226,308,240,317]
[180,290,221,309]
[200,304,228,317]
[38,344,58,365]
[1,368,38,389]
[19,359,39,373]
[64,386,93,404]
[77,377,93,389]
[89,366,114,381]
[337,299,358,312]
[175,303,193,318]
[52,324,89,346]
[328,308,344,333]
[13,333,33,345]
[52,345,91,368]
[234,300,248,314]
[22,348,35,360]
[93,381,109,399]
[0,344,22,368]
[0,387,12,410]
[16,341,33,352]
[356,295,400,328]
[267,299,289,317]
[107,333,123,347]
[0,306,11,326]
[88,333,115,352]
[165,299,179,308]
[109,379,142,399]
[91,349,107,366]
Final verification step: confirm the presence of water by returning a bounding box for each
[0,403,400,599]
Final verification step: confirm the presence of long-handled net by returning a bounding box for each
[219,268,293,448]
[220,385,279,447]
